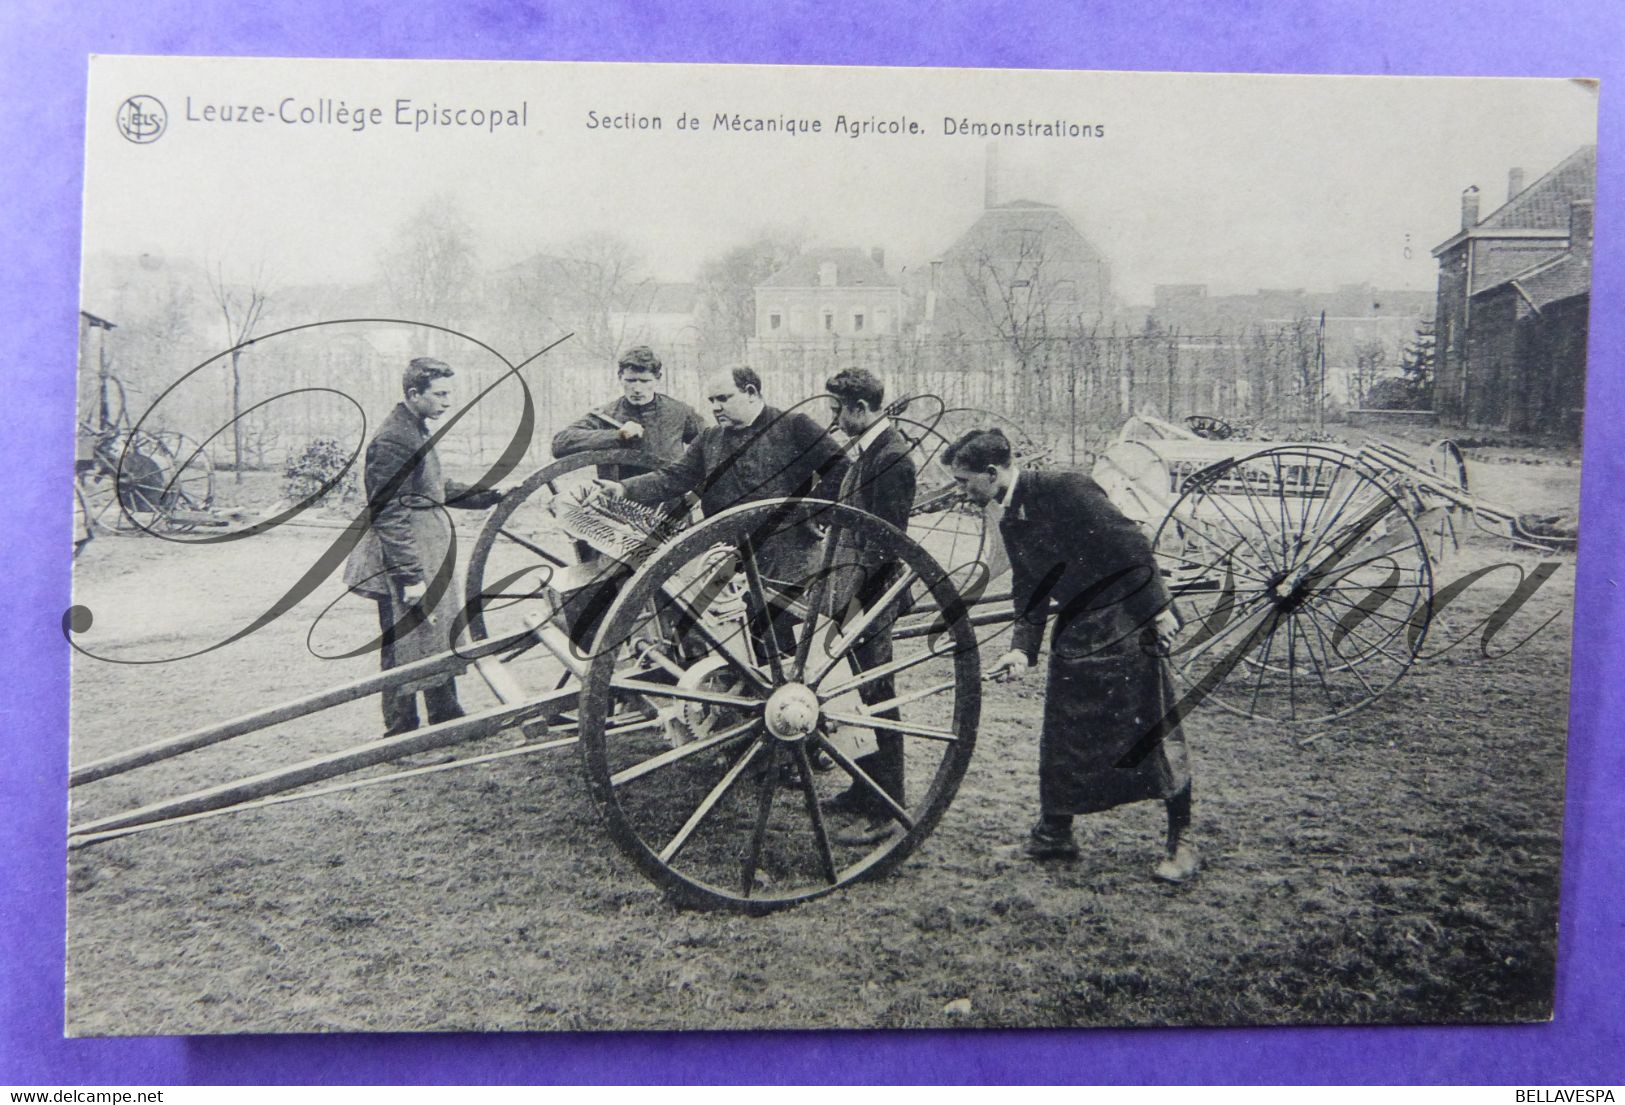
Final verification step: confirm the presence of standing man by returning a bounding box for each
[944,428,1198,882]
[551,345,705,479]
[596,365,848,586]
[820,367,916,842]
[345,357,504,736]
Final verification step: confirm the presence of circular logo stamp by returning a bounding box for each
[116,96,167,144]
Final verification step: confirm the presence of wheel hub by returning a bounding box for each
[763,683,820,741]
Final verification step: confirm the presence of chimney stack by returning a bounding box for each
[984,141,999,209]
[870,246,885,271]
[1461,185,1481,230]
[1569,200,1594,252]
[1507,167,1526,202]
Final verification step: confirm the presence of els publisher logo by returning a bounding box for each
[116,95,167,143]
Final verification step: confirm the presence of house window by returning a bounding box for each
[823,311,835,331]
[769,312,782,331]
[853,313,865,332]
[875,307,890,334]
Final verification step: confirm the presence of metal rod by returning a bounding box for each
[69,627,535,787]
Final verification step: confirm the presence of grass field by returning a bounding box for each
[63,438,1578,1033]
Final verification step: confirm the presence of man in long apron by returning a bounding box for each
[944,428,1199,882]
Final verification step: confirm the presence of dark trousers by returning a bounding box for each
[848,624,904,805]
[374,594,463,735]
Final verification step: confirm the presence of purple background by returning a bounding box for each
[3,0,1621,1085]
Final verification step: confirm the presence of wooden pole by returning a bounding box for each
[69,627,534,787]
[68,686,578,841]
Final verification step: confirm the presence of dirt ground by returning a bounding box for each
[63,435,1580,1034]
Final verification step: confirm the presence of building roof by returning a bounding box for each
[940,200,1106,266]
[1476,145,1597,232]
[760,248,896,288]
[1433,146,1597,254]
[1479,247,1593,313]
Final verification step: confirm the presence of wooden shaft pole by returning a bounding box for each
[69,627,534,787]
[69,687,578,839]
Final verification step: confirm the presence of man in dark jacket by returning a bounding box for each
[819,367,917,842]
[344,357,504,735]
[551,346,705,480]
[595,365,848,585]
[945,428,1198,882]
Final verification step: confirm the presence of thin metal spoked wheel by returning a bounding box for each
[148,430,216,534]
[577,499,980,913]
[78,432,170,534]
[1152,446,1433,724]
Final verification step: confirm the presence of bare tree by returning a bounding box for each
[1351,339,1389,409]
[206,262,271,483]
[379,197,479,351]
[550,232,651,366]
[958,228,1067,373]
[694,225,807,353]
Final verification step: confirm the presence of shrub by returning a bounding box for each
[283,437,359,507]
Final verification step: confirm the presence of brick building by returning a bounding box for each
[1431,146,1595,438]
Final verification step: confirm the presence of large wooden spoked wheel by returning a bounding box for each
[1152,446,1433,724]
[577,499,981,913]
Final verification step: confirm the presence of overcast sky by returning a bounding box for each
[85,58,1598,304]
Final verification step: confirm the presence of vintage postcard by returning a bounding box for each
[67,57,1596,1033]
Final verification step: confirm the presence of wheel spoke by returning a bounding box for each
[657,739,766,864]
[1285,613,1297,721]
[609,677,764,711]
[741,743,779,896]
[1155,549,1275,589]
[611,718,762,787]
[1291,608,1346,715]
[1307,587,1421,629]
[822,709,958,743]
[812,735,915,830]
[789,528,843,682]
[849,679,957,715]
[807,567,918,686]
[1318,604,1415,668]
[818,641,956,699]
[1171,593,1273,666]
[739,536,786,684]
[652,591,772,695]
[1302,605,1379,697]
[1245,608,1280,716]
[792,744,839,884]
[1202,486,1279,575]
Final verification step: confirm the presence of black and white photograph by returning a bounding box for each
[66,57,1597,1033]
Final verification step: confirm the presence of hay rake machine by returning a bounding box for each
[1093,415,1571,726]
[70,446,989,912]
[69,404,1553,908]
